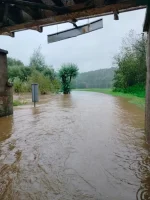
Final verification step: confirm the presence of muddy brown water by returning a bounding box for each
[0,91,150,200]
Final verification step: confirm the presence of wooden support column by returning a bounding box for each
[144,7,150,142]
[0,49,13,117]
[146,28,150,142]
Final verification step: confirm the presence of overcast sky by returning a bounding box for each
[0,9,146,72]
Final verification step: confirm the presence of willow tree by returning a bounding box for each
[59,63,78,94]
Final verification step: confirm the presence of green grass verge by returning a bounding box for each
[13,100,27,106]
[75,88,145,109]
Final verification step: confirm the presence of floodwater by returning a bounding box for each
[0,91,150,200]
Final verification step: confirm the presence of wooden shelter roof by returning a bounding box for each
[0,0,147,36]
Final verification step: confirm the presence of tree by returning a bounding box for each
[8,57,24,67]
[59,63,78,94]
[8,65,31,82]
[113,31,146,94]
[29,46,46,72]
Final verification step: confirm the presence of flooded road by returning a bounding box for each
[0,91,150,200]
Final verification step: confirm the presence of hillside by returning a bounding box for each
[74,67,116,89]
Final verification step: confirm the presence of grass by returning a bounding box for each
[13,99,27,106]
[75,88,145,109]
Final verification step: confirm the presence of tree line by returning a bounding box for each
[8,47,78,95]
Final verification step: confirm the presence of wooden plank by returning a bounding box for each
[143,7,150,32]
[0,1,146,35]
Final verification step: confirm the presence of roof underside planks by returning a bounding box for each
[0,0,147,36]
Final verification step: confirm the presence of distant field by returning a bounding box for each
[75,88,145,109]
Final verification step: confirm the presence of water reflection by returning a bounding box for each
[32,107,41,115]
[59,94,74,108]
[0,116,13,142]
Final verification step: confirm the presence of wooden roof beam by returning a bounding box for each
[0,1,146,34]
[16,5,43,20]
[143,6,150,32]
[1,31,15,37]
[2,0,70,13]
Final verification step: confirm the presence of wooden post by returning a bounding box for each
[143,7,150,143]
[146,28,150,143]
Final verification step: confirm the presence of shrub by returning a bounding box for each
[28,70,52,94]
[13,77,22,93]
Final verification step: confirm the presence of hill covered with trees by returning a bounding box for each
[74,67,115,89]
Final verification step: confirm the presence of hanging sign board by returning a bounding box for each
[47,19,103,43]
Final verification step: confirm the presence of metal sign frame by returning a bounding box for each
[47,19,103,43]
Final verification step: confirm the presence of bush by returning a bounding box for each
[124,84,145,98]
[29,70,52,94]
[8,65,31,82]
[13,77,22,93]
[13,77,30,93]
[51,79,61,93]
[21,82,31,93]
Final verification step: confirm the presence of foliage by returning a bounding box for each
[13,77,29,93]
[13,77,23,93]
[51,79,61,93]
[13,99,26,106]
[122,84,145,98]
[74,68,115,89]
[8,57,24,67]
[28,70,52,94]
[113,31,146,95]
[42,67,56,80]
[59,63,78,94]
[30,46,46,72]
[8,65,31,82]
[8,47,60,94]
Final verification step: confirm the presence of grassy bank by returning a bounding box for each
[76,88,145,109]
[13,99,27,106]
